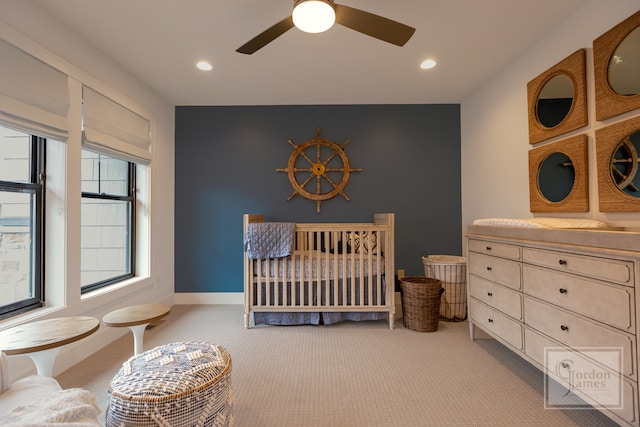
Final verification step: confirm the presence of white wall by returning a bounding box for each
[461,0,640,236]
[0,1,175,377]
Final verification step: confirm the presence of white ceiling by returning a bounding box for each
[34,0,588,106]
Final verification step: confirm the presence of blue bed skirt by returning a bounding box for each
[252,311,387,326]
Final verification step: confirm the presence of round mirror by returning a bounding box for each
[608,26,640,96]
[610,130,640,197]
[536,74,574,128]
[538,152,575,202]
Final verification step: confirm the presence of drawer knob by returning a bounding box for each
[487,292,493,297]
[558,259,567,265]
[560,325,569,331]
[488,318,494,323]
[486,266,492,271]
[559,288,567,294]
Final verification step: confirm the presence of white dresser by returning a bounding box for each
[466,225,640,426]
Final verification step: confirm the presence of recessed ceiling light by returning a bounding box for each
[420,59,437,70]
[196,61,213,71]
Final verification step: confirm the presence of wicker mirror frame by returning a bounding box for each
[596,115,640,212]
[527,49,587,145]
[593,10,640,121]
[528,134,589,212]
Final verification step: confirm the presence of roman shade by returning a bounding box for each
[82,86,151,164]
[0,38,70,141]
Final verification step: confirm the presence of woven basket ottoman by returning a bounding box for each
[106,341,233,426]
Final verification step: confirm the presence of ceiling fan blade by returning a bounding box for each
[334,4,415,46]
[236,16,294,54]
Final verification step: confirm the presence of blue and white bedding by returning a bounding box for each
[252,253,384,279]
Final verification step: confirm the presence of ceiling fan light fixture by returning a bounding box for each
[292,0,336,34]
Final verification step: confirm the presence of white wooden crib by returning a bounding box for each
[243,213,395,329]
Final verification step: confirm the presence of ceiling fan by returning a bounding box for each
[236,0,416,54]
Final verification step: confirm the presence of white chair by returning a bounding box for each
[0,351,61,414]
[0,352,102,424]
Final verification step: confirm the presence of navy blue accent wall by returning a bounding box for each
[175,104,461,293]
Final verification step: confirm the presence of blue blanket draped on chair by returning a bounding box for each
[245,222,296,259]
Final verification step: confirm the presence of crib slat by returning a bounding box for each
[367,234,373,307]
[376,232,382,305]
[323,231,330,307]
[266,254,272,307]
[342,231,349,306]
[293,246,299,308]
[308,232,311,307]
[257,256,264,306]
[275,257,280,307]
[330,231,345,306]
[281,257,286,306]
[358,229,364,306]
[254,259,262,304]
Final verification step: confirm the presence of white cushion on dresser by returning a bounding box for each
[472,217,609,229]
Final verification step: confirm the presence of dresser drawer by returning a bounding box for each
[524,297,636,380]
[525,327,637,425]
[469,275,522,321]
[468,239,521,260]
[469,298,523,350]
[522,248,633,286]
[468,252,521,290]
[523,265,634,332]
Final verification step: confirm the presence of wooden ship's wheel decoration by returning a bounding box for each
[276,128,361,213]
[610,135,640,195]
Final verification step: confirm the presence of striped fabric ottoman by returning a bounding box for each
[106,341,233,426]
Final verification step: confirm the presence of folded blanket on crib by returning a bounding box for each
[246,222,296,259]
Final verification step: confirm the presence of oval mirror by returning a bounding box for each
[538,151,575,202]
[608,26,640,96]
[536,74,574,128]
[610,130,640,198]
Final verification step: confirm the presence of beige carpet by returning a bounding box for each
[57,304,617,426]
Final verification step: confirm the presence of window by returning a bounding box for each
[81,150,135,292]
[0,38,151,319]
[0,125,45,319]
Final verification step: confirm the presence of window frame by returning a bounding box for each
[0,135,45,320]
[80,153,136,293]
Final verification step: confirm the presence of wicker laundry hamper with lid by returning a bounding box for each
[106,341,233,426]
[400,276,444,332]
[422,255,467,321]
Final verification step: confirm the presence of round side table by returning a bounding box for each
[0,316,100,376]
[102,303,170,355]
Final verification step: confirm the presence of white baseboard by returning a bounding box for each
[174,292,243,305]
